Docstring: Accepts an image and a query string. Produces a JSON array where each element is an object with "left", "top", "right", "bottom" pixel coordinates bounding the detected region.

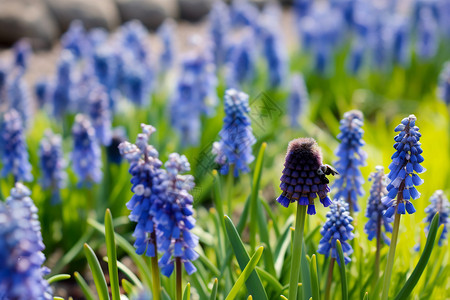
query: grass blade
[
  {"left": 105, "top": 209, "right": 121, "bottom": 300},
  {"left": 256, "top": 196, "right": 276, "bottom": 276},
  {"left": 103, "top": 257, "right": 143, "bottom": 289},
  {"left": 336, "top": 240, "right": 348, "bottom": 300},
  {"left": 394, "top": 213, "right": 440, "bottom": 300},
  {"left": 210, "top": 278, "right": 219, "bottom": 300},
  {"left": 183, "top": 283, "right": 191, "bottom": 300},
  {"left": 225, "top": 246, "right": 264, "bottom": 300},
  {"left": 300, "top": 240, "right": 312, "bottom": 299},
  {"left": 363, "top": 292, "right": 369, "bottom": 300},
  {"left": 122, "top": 279, "right": 134, "bottom": 295},
  {"left": 224, "top": 216, "right": 268, "bottom": 299},
  {"left": 84, "top": 243, "right": 110, "bottom": 300},
  {"left": 47, "top": 274, "right": 71, "bottom": 284},
  {"left": 74, "top": 271, "right": 95, "bottom": 300},
  {"left": 310, "top": 255, "right": 320, "bottom": 300},
  {"left": 255, "top": 266, "right": 284, "bottom": 292}
]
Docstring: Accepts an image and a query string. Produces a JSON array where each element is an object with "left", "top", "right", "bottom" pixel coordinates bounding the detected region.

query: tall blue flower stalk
[
  {"left": 88, "top": 87, "right": 112, "bottom": 146},
  {"left": 156, "top": 153, "right": 199, "bottom": 280},
  {"left": 71, "top": 114, "right": 102, "bottom": 185},
  {"left": 287, "top": 73, "right": 308, "bottom": 128},
  {"left": 225, "top": 30, "right": 257, "bottom": 88},
  {"left": 61, "top": 20, "right": 88, "bottom": 60},
  {"left": 92, "top": 45, "right": 120, "bottom": 110},
  {"left": 438, "top": 62, "right": 450, "bottom": 105},
  {"left": 381, "top": 114, "right": 425, "bottom": 300},
  {"left": 423, "top": 190, "right": 449, "bottom": 246},
  {"left": 276, "top": 137, "right": 337, "bottom": 300},
  {"left": 364, "top": 166, "right": 393, "bottom": 279},
  {"left": 416, "top": 8, "right": 439, "bottom": 60},
  {"left": 52, "top": 51, "right": 75, "bottom": 120},
  {"left": 0, "top": 183, "right": 52, "bottom": 300},
  {"left": 39, "top": 130, "right": 67, "bottom": 203},
  {"left": 13, "top": 39, "right": 31, "bottom": 70},
  {"left": 333, "top": 110, "right": 367, "bottom": 213},
  {"left": 6, "top": 70, "right": 31, "bottom": 127},
  {"left": 209, "top": 0, "right": 230, "bottom": 66},
  {"left": 157, "top": 19, "right": 175, "bottom": 73},
  {"left": 212, "top": 89, "right": 256, "bottom": 177},
  {"left": 0, "top": 109, "right": 32, "bottom": 182}
]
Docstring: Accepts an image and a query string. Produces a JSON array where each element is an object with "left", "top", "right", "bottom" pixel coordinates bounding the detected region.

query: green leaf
[
  {"left": 105, "top": 209, "right": 121, "bottom": 300},
  {"left": 122, "top": 279, "right": 134, "bottom": 296},
  {"left": 336, "top": 240, "right": 348, "bottom": 300},
  {"left": 256, "top": 197, "right": 276, "bottom": 276},
  {"left": 47, "top": 274, "right": 71, "bottom": 284},
  {"left": 274, "top": 216, "right": 294, "bottom": 278},
  {"left": 224, "top": 216, "right": 268, "bottom": 300},
  {"left": 210, "top": 278, "right": 219, "bottom": 300},
  {"left": 183, "top": 283, "right": 191, "bottom": 300},
  {"left": 394, "top": 213, "right": 440, "bottom": 300},
  {"left": 196, "top": 250, "right": 220, "bottom": 277},
  {"left": 84, "top": 243, "right": 110, "bottom": 300},
  {"left": 301, "top": 240, "right": 312, "bottom": 300},
  {"left": 74, "top": 271, "right": 95, "bottom": 300},
  {"left": 225, "top": 246, "right": 264, "bottom": 300},
  {"left": 309, "top": 255, "right": 320, "bottom": 300},
  {"left": 363, "top": 292, "right": 369, "bottom": 300},
  {"left": 53, "top": 297, "right": 64, "bottom": 300},
  {"left": 255, "top": 266, "right": 284, "bottom": 292},
  {"left": 104, "top": 257, "right": 143, "bottom": 289},
  {"left": 191, "top": 271, "right": 208, "bottom": 299}
]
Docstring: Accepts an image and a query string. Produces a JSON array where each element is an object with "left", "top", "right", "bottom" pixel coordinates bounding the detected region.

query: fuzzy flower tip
[
  {"left": 424, "top": 190, "right": 449, "bottom": 246},
  {"left": 383, "top": 115, "right": 425, "bottom": 218},
  {"left": 364, "top": 166, "right": 393, "bottom": 245},
  {"left": 212, "top": 89, "right": 256, "bottom": 177},
  {"left": 276, "top": 137, "right": 338, "bottom": 215},
  {"left": 156, "top": 153, "right": 199, "bottom": 277},
  {"left": 317, "top": 198, "right": 354, "bottom": 265},
  {"left": 71, "top": 114, "right": 102, "bottom": 185},
  {"left": 0, "top": 109, "right": 33, "bottom": 182},
  {"left": 438, "top": 62, "right": 450, "bottom": 106},
  {"left": 39, "top": 130, "right": 67, "bottom": 203},
  {"left": 333, "top": 110, "right": 367, "bottom": 212},
  {"left": 119, "top": 124, "right": 165, "bottom": 257},
  {"left": 0, "top": 183, "right": 52, "bottom": 300}
]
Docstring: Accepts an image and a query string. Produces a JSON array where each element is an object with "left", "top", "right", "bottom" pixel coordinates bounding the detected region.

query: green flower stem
[
  {"left": 150, "top": 232, "right": 161, "bottom": 300},
  {"left": 374, "top": 215, "right": 382, "bottom": 286},
  {"left": 176, "top": 257, "right": 182, "bottom": 300},
  {"left": 325, "top": 258, "right": 335, "bottom": 300},
  {"left": 288, "top": 203, "right": 307, "bottom": 300},
  {"left": 226, "top": 164, "right": 234, "bottom": 216},
  {"left": 381, "top": 207, "right": 401, "bottom": 300}
]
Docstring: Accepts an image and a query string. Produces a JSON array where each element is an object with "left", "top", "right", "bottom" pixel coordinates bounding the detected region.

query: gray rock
[
  {"left": 45, "top": 0, "right": 120, "bottom": 32},
  {"left": 178, "top": 0, "right": 213, "bottom": 22},
  {"left": 116, "top": 0, "right": 178, "bottom": 30},
  {"left": 0, "top": 0, "right": 59, "bottom": 49}
]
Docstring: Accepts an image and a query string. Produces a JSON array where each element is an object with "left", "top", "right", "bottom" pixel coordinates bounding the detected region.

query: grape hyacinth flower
[
  {"left": 92, "top": 45, "right": 120, "bottom": 109},
  {"left": 71, "top": 114, "right": 102, "bottom": 185},
  {"left": 277, "top": 137, "right": 337, "bottom": 215},
  {"left": 365, "top": 166, "right": 393, "bottom": 244},
  {"left": 438, "top": 62, "right": 450, "bottom": 105},
  {"left": 225, "top": 30, "right": 257, "bottom": 88},
  {"left": 287, "top": 73, "right": 308, "bottom": 128},
  {"left": 0, "top": 183, "right": 52, "bottom": 300},
  {"left": 0, "top": 109, "right": 32, "bottom": 182},
  {"left": 106, "top": 127, "right": 127, "bottom": 164},
  {"left": 61, "top": 20, "right": 88, "bottom": 60},
  {"left": 383, "top": 115, "right": 425, "bottom": 217},
  {"left": 318, "top": 198, "right": 354, "bottom": 264},
  {"left": 35, "top": 79, "right": 50, "bottom": 109},
  {"left": 209, "top": 0, "right": 230, "bottom": 66},
  {"left": 39, "top": 130, "right": 67, "bottom": 203},
  {"left": 13, "top": 39, "right": 31, "bottom": 70},
  {"left": 381, "top": 114, "right": 425, "bottom": 300},
  {"left": 423, "top": 190, "right": 449, "bottom": 246},
  {"left": 6, "top": 70, "right": 31, "bottom": 126},
  {"left": 333, "top": 110, "right": 367, "bottom": 213},
  {"left": 88, "top": 87, "right": 112, "bottom": 146},
  {"left": 156, "top": 153, "right": 199, "bottom": 277},
  {"left": 416, "top": 8, "right": 439, "bottom": 60},
  {"left": 52, "top": 51, "right": 75, "bottom": 120},
  {"left": 212, "top": 89, "right": 256, "bottom": 177},
  {"left": 157, "top": 19, "right": 175, "bottom": 73}
]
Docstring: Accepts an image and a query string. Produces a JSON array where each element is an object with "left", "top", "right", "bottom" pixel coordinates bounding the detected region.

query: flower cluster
[
  {"left": 423, "top": 190, "right": 449, "bottom": 246},
  {"left": 212, "top": 89, "right": 256, "bottom": 177},
  {"left": 333, "top": 110, "right": 367, "bottom": 212},
  {"left": 157, "top": 19, "right": 175, "bottom": 73},
  {"left": 225, "top": 29, "right": 256, "bottom": 88},
  {"left": 52, "top": 51, "right": 75, "bottom": 119},
  {"left": 317, "top": 198, "right": 354, "bottom": 265},
  {"left": 277, "top": 138, "right": 336, "bottom": 215},
  {"left": 209, "top": 0, "right": 230, "bottom": 66},
  {"left": 0, "top": 109, "right": 32, "bottom": 182},
  {"left": 71, "top": 114, "right": 102, "bottom": 184},
  {"left": 287, "top": 73, "right": 308, "bottom": 128},
  {"left": 88, "top": 87, "right": 112, "bottom": 146},
  {"left": 383, "top": 115, "right": 425, "bottom": 217},
  {"left": 39, "top": 130, "right": 67, "bottom": 203},
  {"left": 0, "top": 183, "right": 52, "bottom": 300},
  {"left": 364, "top": 166, "right": 393, "bottom": 245},
  {"left": 438, "top": 62, "right": 450, "bottom": 105},
  {"left": 6, "top": 70, "right": 31, "bottom": 126},
  {"left": 156, "top": 153, "right": 199, "bottom": 277}
]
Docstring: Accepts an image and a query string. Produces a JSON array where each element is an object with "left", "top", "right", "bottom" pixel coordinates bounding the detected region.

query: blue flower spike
[{"left": 423, "top": 190, "right": 449, "bottom": 246}]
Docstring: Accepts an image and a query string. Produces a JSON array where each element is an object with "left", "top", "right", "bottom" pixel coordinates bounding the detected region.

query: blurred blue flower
[
  {"left": 317, "top": 198, "right": 354, "bottom": 265},
  {"left": 0, "top": 109, "right": 32, "bottom": 182},
  {"left": 13, "top": 39, "right": 31, "bottom": 70},
  {"left": 293, "top": 0, "right": 312, "bottom": 19},
  {"left": 157, "top": 19, "right": 176, "bottom": 73},
  {"left": 212, "top": 89, "right": 256, "bottom": 177},
  {"left": 106, "top": 127, "right": 127, "bottom": 164},
  {"left": 333, "top": 110, "right": 367, "bottom": 212},
  {"left": 347, "top": 39, "right": 365, "bottom": 74},
  {"left": 121, "top": 54, "right": 153, "bottom": 107},
  {"left": 0, "top": 183, "right": 52, "bottom": 300},
  {"left": 6, "top": 70, "right": 31, "bottom": 126},
  {"left": 364, "top": 166, "right": 393, "bottom": 245},
  {"left": 226, "top": 30, "right": 257, "bottom": 88},
  {"left": 71, "top": 114, "right": 102, "bottom": 185},
  {"left": 35, "top": 79, "right": 50, "bottom": 109},
  {"left": 209, "top": 0, "right": 230, "bottom": 66},
  {"left": 88, "top": 87, "right": 112, "bottom": 146},
  {"left": 277, "top": 138, "right": 336, "bottom": 215},
  {"left": 92, "top": 45, "right": 120, "bottom": 109},
  {"left": 287, "top": 73, "right": 308, "bottom": 128},
  {"left": 423, "top": 190, "right": 449, "bottom": 246},
  {"left": 39, "top": 130, "right": 67, "bottom": 203},
  {"left": 416, "top": 8, "right": 439, "bottom": 60},
  {"left": 331, "top": 0, "right": 355, "bottom": 26},
  {"left": 61, "top": 20, "right": 88, "bottom": 60},
  {"left": 119, "top": 124, "right": 166, "bottom": 257},
  {"left": 383, "top": 115, "right": 425, "bottom": 218},
  {"left": 52, "top": 51, "right": 75, "bottom": 119},
  {"left": 118, "top": 20, "right": 149, "bottom": 61},
  {"left": 438, "top": 62, "right": 450, "bottom": 105},
  {"left": 391, "top": 15, "right": 410, "bottom": 66},
  {"left": 155, "top": 153, "right": 199, "bottom": 277},
  {"left": 230, "top": 0, "right": 259, "bottom": 29}
]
